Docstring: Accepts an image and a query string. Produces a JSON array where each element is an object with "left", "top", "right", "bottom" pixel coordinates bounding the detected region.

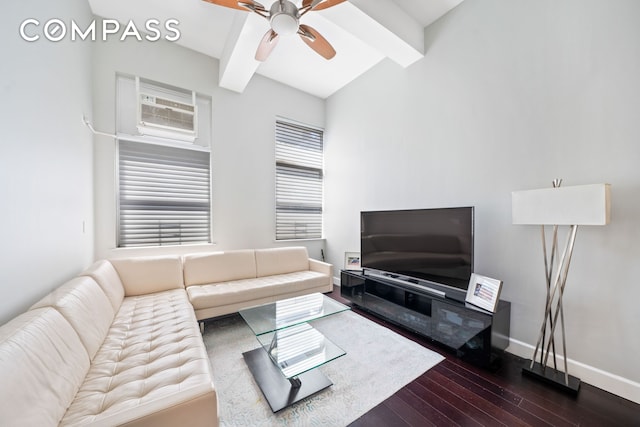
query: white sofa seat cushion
[
  {"left": 60, "top": 289, "right": 216, "bottom": 426},
  {"left": 187, "top": 270, "right": 329, "bottom": 310},
  {"left": 183, "top": 250, "right": 257, "bottom": 286},
  {"left": 0, "top": 307, "right": 90, "bottom": 427}
]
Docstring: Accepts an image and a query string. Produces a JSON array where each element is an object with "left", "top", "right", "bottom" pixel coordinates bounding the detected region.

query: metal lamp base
[{"left": 522, "top": 360, "right": 580, "bottom": 395}]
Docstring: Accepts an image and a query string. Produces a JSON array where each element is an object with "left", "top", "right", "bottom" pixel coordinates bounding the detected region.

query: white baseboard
[
  {"left": 333, "top": 274, "right": 638, "bottom": 404},
  {"left": 507, "top": 338, "right": 640, "bottom": 404}
]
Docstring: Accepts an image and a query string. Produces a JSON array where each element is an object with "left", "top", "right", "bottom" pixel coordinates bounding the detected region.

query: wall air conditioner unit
[{"left": 137, "top": 90, "right": 198, "bottom": 143}]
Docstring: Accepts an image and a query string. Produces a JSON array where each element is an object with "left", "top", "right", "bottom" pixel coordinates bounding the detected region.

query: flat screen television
[{"left": 361, "top": 207, "right": 474, "bottom": 293}]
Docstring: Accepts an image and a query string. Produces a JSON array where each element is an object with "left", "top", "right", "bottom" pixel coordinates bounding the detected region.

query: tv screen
[{"left": 361, "top": 207, "right": 474, "bottom": 290}]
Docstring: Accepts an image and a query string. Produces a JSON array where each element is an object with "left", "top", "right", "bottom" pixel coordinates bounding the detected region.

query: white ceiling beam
[
  {"left": 320, "top": 0, "right": 424, "bottom": 68},
  {"left": 218, "top": 12, "right": 267, "bottom": 93}
]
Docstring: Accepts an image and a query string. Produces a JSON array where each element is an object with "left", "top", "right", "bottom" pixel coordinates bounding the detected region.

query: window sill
[
  {"left": 274, "top": 238, "right": 326, "bottom": 243},
  {"left": 106, "top": 242, "right": 217, "bottom": 258}
]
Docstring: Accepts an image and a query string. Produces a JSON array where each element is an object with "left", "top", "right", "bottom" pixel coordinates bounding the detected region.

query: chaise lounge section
[{"left": 0, "top": 255, "right": 218, "bottom": 427}]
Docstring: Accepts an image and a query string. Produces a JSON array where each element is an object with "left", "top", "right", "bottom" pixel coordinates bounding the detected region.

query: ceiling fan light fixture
[
  {"left": 271, "top": 13, "right": 298, "bottom": 35},
  {"left": 269, "top": 0, "right": 299, "bottom": 36}
]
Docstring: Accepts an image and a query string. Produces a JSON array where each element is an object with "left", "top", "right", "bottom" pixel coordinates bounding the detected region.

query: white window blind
[
  {"left": 118, "top": 140, "right": 211, "bottom": 247},
  {"left": 275, "top": 120, "right": 324, "bottom": 240}
]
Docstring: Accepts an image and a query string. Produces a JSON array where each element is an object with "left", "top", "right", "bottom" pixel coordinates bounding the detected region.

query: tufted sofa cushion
[
  {"left": 59, "top": 289, "right": 216, "bottom": 426},
  {"left": 183, "top": 250, "right": 257, "bottom": 287},
  {"left": 0, "top": 307, "right": 90, "bottom": 426},
  {"left": 30, "top": 276, "right": 115, "bottom": 360},
  {"left": 110, "top": 256, "right": 184, "bottom": 296},
  {"left": 255, "top": 247, "right": 310, "bottom": 277}
]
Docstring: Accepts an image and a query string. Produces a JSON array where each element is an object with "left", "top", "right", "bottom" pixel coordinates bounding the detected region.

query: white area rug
[{"left": 202, "top": 310, "right": 444, "bottom": 426}]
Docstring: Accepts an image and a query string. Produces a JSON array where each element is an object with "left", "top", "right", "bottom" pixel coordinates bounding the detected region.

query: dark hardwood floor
[{"left": 327, "top": 286, "right": 640, "bottom": 427}]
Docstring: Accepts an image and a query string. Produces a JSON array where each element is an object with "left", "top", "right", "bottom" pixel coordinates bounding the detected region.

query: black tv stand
[{"left": 341, "top": 270, "right": 511, "bottom": 368}]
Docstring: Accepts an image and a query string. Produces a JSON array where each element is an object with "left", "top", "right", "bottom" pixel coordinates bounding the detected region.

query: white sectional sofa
[{"left": 0, "top": 246, "right": 332, "bottom": 426}]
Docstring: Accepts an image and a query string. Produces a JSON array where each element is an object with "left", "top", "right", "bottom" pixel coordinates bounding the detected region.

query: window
[
  {"left": 115, "top": 76, "right": 212, "bottom": 248},
  {"left": 275, "top": 119, "right": 324, "bottom": 240},
  {"left": 117, "top": 140, "right": 211, "bottom": 247}
]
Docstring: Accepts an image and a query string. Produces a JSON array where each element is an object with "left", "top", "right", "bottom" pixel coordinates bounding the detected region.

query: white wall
[
  {"left": 92, "top": 25, "right": 326, "bottom": 260},
  {"left": 325, "top": 0, "right": 640, "bottom": 400},
  {"left": 0, "top": 2, "right": 94, "bottom": 325}
]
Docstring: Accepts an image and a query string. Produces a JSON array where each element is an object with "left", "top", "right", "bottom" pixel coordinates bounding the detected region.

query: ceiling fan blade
[
  {"left": 301, "top": 0, "right": 346, "bottom": 12},
  {"left": 255, "top": 30, "right": 280, "bottom": 62},
  {"left": 201, "top": 0, "right": 265, "bottom": 12},
  {"left": 298, "top": 24, "right": 336, "bottom": 60}
]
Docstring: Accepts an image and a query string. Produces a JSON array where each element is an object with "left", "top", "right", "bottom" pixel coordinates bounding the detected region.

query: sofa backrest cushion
[
  {"left": 110, "top": 255, "right": 184, "bottom": 296},
  {"left": 81, "top": 259, "right": 125, "bottom": 312},
  {"left": 30, "top": 276, "right": 115, "bottom": 360},
  {"left": 183, "top": 250, "right": 257, "bottom": 286},
  {"left": 0, "top": 307, "right": 90, "bottom": 426},
  {"left": 255, "top": 247, "right": 310, "bottom": 277}
]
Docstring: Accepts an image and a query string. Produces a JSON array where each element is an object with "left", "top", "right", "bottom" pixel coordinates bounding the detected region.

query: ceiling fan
[{"left": 203, "top": 0, "right": 346, "bottom": 61}]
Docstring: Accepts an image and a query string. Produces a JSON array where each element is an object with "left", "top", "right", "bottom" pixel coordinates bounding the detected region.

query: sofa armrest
[{"left": 309, "top": 259, "right": 333, "bottom": 286}]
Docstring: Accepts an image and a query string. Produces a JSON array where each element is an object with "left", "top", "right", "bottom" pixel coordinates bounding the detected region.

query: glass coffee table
[{"left": 239, "top": 293, "right": 350, "bottom": 412}]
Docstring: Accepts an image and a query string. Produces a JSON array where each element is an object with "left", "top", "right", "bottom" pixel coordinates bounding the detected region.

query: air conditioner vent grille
[
  {"left": 152, "top": 97, "right": 195, "bottom": 113},
  {"left": 141, "top": 104, "right": 194, "bottom": 131}
]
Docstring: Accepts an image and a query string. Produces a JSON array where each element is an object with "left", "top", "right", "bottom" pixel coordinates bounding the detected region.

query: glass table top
[
  {"left": 256, "top": 323, "right": 346, "bottom": 379},
  {"left": 239, "top": 293, "right": 350, "bottom": 337},
  {"left": 239, "top": 293, "right": 350, "bottom": 379}
]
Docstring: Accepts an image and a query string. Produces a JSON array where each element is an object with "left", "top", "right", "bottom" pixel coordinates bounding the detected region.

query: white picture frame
[
  {"left": 344, "top": 252, "right": 361, "bottom": 270},
  {"left": 465, "top": 273, "right": 503, "bottom": 312}
]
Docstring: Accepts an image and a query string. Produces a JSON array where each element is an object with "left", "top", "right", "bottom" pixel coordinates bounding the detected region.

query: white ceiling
[{"left": 88, "top": 0, "right": 463, "bottom": 98}]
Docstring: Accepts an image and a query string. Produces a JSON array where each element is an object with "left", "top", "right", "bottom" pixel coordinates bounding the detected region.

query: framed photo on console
[
  {"left": 466, "top": 273, "right": 503, "bottom": 312},
  {"left": 344, "top": 252, "right": 361, "bottom": 270}
]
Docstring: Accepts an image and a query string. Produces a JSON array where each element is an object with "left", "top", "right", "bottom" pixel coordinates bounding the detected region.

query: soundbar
[{"left": 365, "top": 271, "right": 446, "bottom": 298}]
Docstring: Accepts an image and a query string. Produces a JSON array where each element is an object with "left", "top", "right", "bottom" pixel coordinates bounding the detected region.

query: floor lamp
[{"left": 512, "top": 182, "right": 611, "bottom": 393}]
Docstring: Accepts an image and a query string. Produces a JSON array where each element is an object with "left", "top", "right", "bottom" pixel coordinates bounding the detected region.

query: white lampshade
[{"left": 512, "top": 183, "right": 611, "bottom": 226}]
